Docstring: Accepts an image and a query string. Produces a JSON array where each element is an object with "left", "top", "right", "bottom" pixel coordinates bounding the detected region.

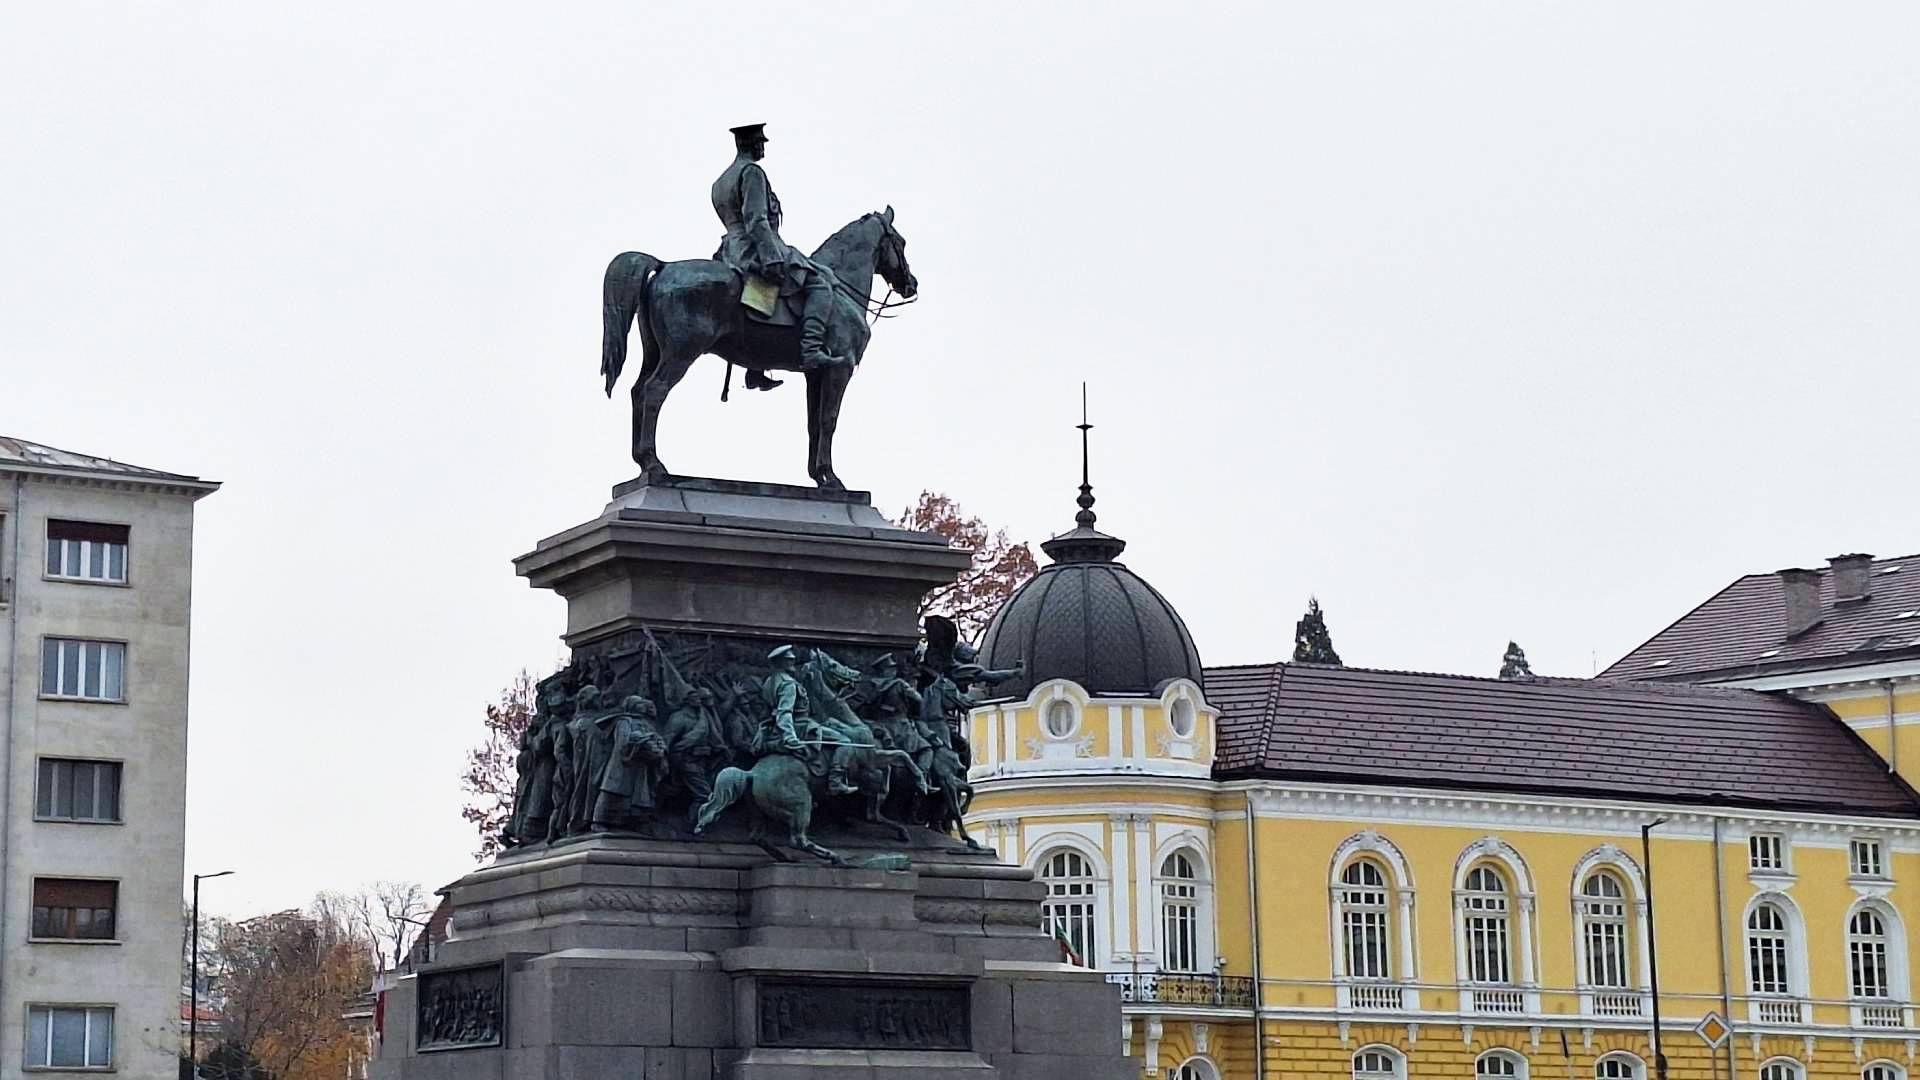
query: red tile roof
[
  {"left": 1206, "top": 662, "right": 1920, "bottom": 817},
  {"left": 1603, "top": 554, "right": 1920, "bottom": 682}
]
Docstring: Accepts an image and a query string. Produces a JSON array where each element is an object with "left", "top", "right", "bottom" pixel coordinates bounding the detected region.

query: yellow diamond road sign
[{"left": 1695, "top": 1011, "right": 1730, "bottom": 1048}]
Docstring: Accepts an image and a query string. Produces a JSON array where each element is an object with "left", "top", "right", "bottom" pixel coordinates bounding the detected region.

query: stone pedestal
[{"left": 371, "top": 837, "right": 1132, "bottom": 1079}]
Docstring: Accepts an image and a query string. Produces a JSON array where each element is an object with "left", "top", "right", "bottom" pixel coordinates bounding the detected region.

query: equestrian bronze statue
[{"left": 601, "top": 123, "right": 918, "bottom": 490}]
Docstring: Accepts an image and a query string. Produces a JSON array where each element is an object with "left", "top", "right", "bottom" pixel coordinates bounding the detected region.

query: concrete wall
[{"left": 0, "top": 467, "right": 211, "bottom": 1079}]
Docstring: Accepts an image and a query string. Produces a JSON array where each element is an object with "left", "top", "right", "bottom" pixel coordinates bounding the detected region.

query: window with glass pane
[
  {"left": 1462, "top": 865, "right": 1512, "bottom": 984},
  {"left": 45, "top": 521, "right": 129, "bottom": 583},
  {"left": 1597, "top": 1056, "right": 1640, "bottom": 1080},
  {"left": 1160, "top": 852, "right": 1201, "bottom": 972},
  {"left": 1354, "top": 1049, "right": 1400, "bottom": 1080},
  {"left": 26, "top": 1005, "right": 113, "bottom": 1069},
  {"left": 35, "top": 759, "right": 122, "bottom": 823},
  {"left": 31, "top": 878, "right": 117, "bottom": 941},
  {"left": 1580, "top": 871, "right": 1632, "bottom": 989},
  {"left": 39, "top": 638, "right": 125, "bottom": 701},
  {"left": 1749, "top": 834, "right": 1785, "bottom": 872},
  {"left": 1864, "top": 1064, "right": 1903, "bottom": 1080},
  {"left": 1852, "top": 839, "right": 1886, "bottom": 878},
  {"left": 1478, "top": 1052, "right": 1524, "bottom": 1078},
  {"left": 1761, "top": 1061, "right": 1803, "bottom": 1080},
  {"left": 1341, "top": 860, "right": 1392, "bottom": 980},
  {"left": 1039, "top": 849, "right": 1098, "bottom": 967},
  {"left": 1850, "top": 909, "right": 1891, "bottom": 999},
  {"left": 1748, "top": 904, "right": 1791, "bottom": 994}
]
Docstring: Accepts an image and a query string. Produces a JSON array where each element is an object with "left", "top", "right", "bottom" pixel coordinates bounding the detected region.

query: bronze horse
[{"left": 600, "top": 209, "right": 916, "bottom": 490}]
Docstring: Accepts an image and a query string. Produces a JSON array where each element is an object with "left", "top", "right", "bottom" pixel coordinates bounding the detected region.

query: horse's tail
[
  {"left": 601, "top": 251, "right": 661, "bottom": 396},
  {"left": 693, "top": 766, "right": 752, "bottom": 833}
]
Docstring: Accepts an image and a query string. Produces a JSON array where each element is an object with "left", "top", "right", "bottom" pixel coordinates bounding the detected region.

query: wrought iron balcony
[{"left": 1107, "top": 972, "right": 1256, "bottom": 1009}]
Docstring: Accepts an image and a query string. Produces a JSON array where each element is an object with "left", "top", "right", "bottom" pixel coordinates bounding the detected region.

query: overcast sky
[{"left": 6, "top": 3, "right": 1918, "bottom": 917}]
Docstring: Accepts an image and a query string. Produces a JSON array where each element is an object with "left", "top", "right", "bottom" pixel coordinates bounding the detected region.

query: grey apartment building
[{"left": 0, "top": 438, "right": 217, "bottom": 1078}]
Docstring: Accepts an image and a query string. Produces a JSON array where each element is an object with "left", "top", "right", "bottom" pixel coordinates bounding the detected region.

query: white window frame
[
  {"left": 1759, "top": 1057, "right": 1805, "bottom": 1080},
  {"left": 1845, "top": 901, "right": 1912, "bottom": 1027},
  {"left": 1331, "top": 831, "right": 1418, "bottom": 1011},
  {"left": 43, "top": 522, "right": 129, "bottom": 585},
  {"left": 1157, "top": 849, "right": 1203, "bottom": 973},
  {"left": 1749, "top": 833, "right": 1789, "bottom": 875},
  {"left": 1863, "top": 1061, "right": 1906, "bottom": 1080},
  {"left": 1353, "top": 1045, "right": 1404, "bottom": 1080},
  {"left": 1597, "top": 1052, "right": 1645, "bottom": 1080},
  {"left": 1042, "top": 697, "right": 1079, "bottom": 740},
  {"left": 1570, "top": 847, "right": 1653, "bottom": 1019},
  {"left": 33, "top": 758, "right": 124, "bottom": 825},
  {"left": 1743, "top": 894, "right": 1809, "bottom": 1023},
  {"left": 1340, "top": 859, "right": 1394, "bottom": 981},
  {"left": 1032, "top": 842, "right": 1108, "bottom": 969},
  {"left": 1454, "top": 838, "right": 1539, "bottom": 1014},
  {"left": 1851, "top": 837, "right": 1889, "bottom": 880},
  {"left": 1478, "top": 1049, "right": 1529, "bottom": 1080},
  {"left": 1150, "top": 836, "right": 1214, "bottom": 976},
  {"left": 38, "top": 638, "right": 127, "bottom": 703},
  {"left": 24, "top": 1003, "right": 114, "bottom": 1070},
  {"left": 1172, "top": 1057, "right": 1222, "bottom": 1080}
]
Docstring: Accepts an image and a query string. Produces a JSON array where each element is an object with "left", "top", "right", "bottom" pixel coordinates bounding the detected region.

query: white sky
[{"left": 5, "top": 2, "right": 1917, "bottom": 917}]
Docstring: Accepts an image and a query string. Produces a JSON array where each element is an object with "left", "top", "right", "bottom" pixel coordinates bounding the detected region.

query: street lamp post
[
  {"left": 1641, "top": 821, "right": 1668, "bottom": 1080},
  {"left": 190, "top": 870, "right": 235, "bottom": 1074}
]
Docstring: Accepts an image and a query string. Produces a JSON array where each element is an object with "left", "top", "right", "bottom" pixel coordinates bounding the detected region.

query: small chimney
[
  {"left": 1830, "top": 553, "right": 1874, "bottom": 604},
  {"left": 1777, "top": 568, "right": 1824, "bottom": 638}
]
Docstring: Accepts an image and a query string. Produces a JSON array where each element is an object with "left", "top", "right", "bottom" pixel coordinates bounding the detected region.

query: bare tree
[
  {"left": 325, "top": 881, "right": 433, "bottom": 971},
  {"left": 459, "top": 670, "right": 541, "bottom": 861}
]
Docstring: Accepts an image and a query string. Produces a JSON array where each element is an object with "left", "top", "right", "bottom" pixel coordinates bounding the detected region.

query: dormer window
[
  {"left": 1170, "top": 697, "right": 1196, "bottom": 739},
  {"left": 1044, "top": 699, "right": 1077, "bottom": 739}
]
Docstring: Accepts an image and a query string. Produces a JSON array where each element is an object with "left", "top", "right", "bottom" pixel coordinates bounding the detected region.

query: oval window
[
  {"left": 1170, "top": 698, "right": 1196, "bottom": 738},
  {"left": 1045, "top": 699, "right": 1077, "bottom": 738}
]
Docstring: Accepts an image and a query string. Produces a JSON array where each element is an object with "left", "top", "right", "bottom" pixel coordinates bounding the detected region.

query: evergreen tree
[
  {"left": 1292, "top": 597, "right": 1342, "bottom": 665},
  {"left": 1499, "top": 641, "right": 1533, "bottom": 680}
]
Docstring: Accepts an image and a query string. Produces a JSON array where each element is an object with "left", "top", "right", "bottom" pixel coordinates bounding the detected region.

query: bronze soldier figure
[
  {"left": 593, "top": 696, "right": 667, "bottom": 831},
  {"left": 660, "top": 686, "right": 728, "bottom": 813},
  {"left": 756, "top": 645, "right": 860, "bottom": 795}
]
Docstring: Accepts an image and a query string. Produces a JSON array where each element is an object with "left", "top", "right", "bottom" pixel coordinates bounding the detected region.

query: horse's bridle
[{"left": 834, "top": 213, "right": 918, "bottom": 324}]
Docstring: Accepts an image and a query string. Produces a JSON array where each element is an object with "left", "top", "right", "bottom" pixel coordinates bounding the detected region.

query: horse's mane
[{"left": 810, "top": 212, "right": 880, "bottom": 264}]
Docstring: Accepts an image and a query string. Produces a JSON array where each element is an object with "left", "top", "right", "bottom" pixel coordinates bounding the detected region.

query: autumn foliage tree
[
  {"left": 209, "top": 900, "right": 375, "bottom": 1080},
  {"left": 899, "top": 491, "right": 1038, "bottom": 642},
  {"left": 459, "top": 670, "right": 541, "bottom": 861}
]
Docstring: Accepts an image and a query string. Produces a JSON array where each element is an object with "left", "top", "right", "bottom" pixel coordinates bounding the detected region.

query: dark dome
[{"left": 976, "top": 453, "right": 1202, "bottom": 698}]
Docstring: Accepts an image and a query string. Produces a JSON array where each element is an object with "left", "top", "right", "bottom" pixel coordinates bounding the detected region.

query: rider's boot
[
  {"left": 744, "top": 369, "right": 783, "bottom": 391},
  {"left": 826, "top": 750, "right": 860, "bottom": 796},
  {"left": 799, "top": 285, "right": 853, "bottom": 372}
]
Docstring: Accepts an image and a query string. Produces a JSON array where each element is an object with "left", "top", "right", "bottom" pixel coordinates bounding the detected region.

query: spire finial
[
  {"left": 1075, "top": 382, "right": 1096, "bottom": 527},
  {"left": 1040, "top": 382, "right": 1128, "bottom": 565}
]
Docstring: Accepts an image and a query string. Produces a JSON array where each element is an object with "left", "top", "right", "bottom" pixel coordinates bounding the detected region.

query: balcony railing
[
  {"left": 1753, "top": 998, "right": 1806, "bottom": 1025},
  {"left": 1591, "top": 992, "right": 1646, "bottom": 1018},
  {"left": 1107, "top": 972, "right": 1256, "bottom": 1009},
  {"left": 1470, "top": 988, "right": 1527, "bottom": 1015},
  {"left": 1348, "top": 983, "right": 1406, "bottom": 1011},
  {"left": 1859, "top": 1004, "right": 1904, "bottom": 1029}
]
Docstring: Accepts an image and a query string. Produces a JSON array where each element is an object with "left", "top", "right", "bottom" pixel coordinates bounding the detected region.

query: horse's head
[{"left": 874, "top": 206, "right": 916, "bottom": 299}]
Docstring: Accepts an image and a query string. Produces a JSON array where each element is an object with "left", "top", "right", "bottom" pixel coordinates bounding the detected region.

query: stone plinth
[
  {"left": 514, "top": 476, "right": 973, "bottom": 649},
  {"left": 371, "top": 837, "right": 1132, "bottom": 1080}
]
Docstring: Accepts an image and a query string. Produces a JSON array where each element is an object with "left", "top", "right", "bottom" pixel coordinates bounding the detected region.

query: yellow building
[{"left": 964, "top": 500, "right": 1920, "bottom": 1080}]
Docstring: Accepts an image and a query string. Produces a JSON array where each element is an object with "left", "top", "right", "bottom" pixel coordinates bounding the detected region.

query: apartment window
[
  {"left": 1039, "top": 849, "right": 1099, "bottom": 967},
  {"left": 31, "top": 878, "right": 117, "bottom": 941},
  {"left": 1597, "top": 1055, "right": 1642, "bottom": 1080},
  {"left": 1761, "top": 1060, "right": 1805, "bottom": 1080},
  {"left": 1750, "top": 834, "right": 1786, "bottom": 872},
  {"left": 1462, "top": 865, "right": 1513, "bottom": 984},
  {"left": 1852, "top": 839, "right": 1887, "bottom": 878},
  {"left": 1748, "top": 903, "right": 1792, "bottom": 995},
  {"left": 1354, "top": 1047, "right": 1402, "bottom": 1080},
  {"left": 1479, "top": 1051, "right": 1526, "bottom": 1078},
  {"left": 1340, "top": 859, "right": 1393, "bottom": 980},
  {"left": 35, "top": 759, "right": 122, "bottom": 823},
  {"left": 39, "top": 638, "right": 125, "bottom": 701},
  {"left": 1850, "top": 908, "right": 1892, "bottom": 999},
  {"left": 45, "top": 521, "right": 128, "bottom": 584},
  {"left": 1160, "top": 851, "right": 1201, "bottom": 972},
  {"left": 26, "top": 1005, "right": 113, "bottom": 1070},
  {"left": 1864, "top": 1064, "right": 1904, "bottom": 1080},
  {"left": 1579, "top": 871, "right": 1632, "bottom": 989}
]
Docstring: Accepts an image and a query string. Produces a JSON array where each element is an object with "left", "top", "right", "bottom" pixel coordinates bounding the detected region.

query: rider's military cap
[
  {"left": 870, "top": 652, "right": 898, "bottom": 671},
  {"left": 767, "top": 644, "right": 797, "bottom": 662},
  {"left": 730, "top": 123, "right": 768, "bottom": 142}
]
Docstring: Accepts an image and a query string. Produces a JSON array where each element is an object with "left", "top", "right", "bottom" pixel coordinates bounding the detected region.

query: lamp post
[
  {"left": 1641, "top": 821, "right": 1668, "bottom": 1080},
  {"left": 189, "top": 870, "right": 235, "bottom": 1074}
]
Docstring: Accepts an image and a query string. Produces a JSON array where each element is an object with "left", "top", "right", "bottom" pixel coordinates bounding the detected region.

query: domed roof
[{"left": 976, "top": 415, "right": 1203, "bottom": 699}]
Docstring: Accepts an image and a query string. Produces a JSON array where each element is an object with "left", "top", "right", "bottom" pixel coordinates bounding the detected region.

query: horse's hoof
[{"left": 814, "top": 475, "right": 846, "bottom": 493}]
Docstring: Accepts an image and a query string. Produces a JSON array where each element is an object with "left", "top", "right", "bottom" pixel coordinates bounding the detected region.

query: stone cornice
[{"left": 5, "top": 462, "right": 219, "bottom": 500}]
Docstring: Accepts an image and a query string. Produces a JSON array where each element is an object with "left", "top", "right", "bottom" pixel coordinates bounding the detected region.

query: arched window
[
  {"left": 1038, "top": 848, "right": 1099, "bottom": 967},
  {"left": 1354, "top": 1046, "right": 1403, "bottom": 1080},
  {"left": 1463, "top": 865, "right": 1513, "bottom": 984},
  {"left": 1043, "top": 699, "right": 1077, "bottom": 738},
  {"left": 1760, "top": 1059, "right": 1804, "bottom": 1080},
  {"left": 1748, "top": 902, "right": 1792, "bottom": 995},
  {"left": 1169, "top": 697, "right": 1196, "bottom": 739},
  {"left": 1172, "top": 1059, "right": 1221, "bottom": 1080},
  {"left": 1597, "top": 1053, "right": 1643, "bottom": 1080},
  {"left": 1478, "top": 1050, "right": 1528, "bottom": 1078},
  {"left": 1864, "top": 1063, "right": 1905, "bottom": 1080},
  {"left": 1160, "top": 852, "right": 1201, "bottom": 972},
  {"left": 1850, "top": 908, "right": 1892, "bottom": 999},
  {"left": 1579, "top": 871, "right": 1632, "bottom": 989},
  {"left": 1341, "top": 859, "right": 1392, "bottom": 980}
]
